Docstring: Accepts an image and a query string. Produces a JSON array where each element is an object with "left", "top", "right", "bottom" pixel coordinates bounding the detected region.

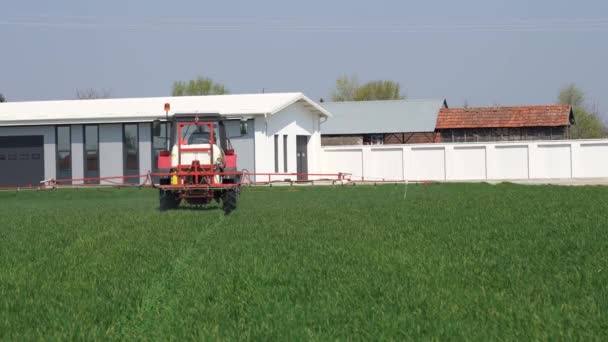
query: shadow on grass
[{"left": 158, "top": 204, "right": 223, "bottom": 212}]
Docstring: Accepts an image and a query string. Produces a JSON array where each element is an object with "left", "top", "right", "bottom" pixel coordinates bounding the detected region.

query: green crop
[{"left": 1, "top": 183, "right": 607, "bottom": 340}]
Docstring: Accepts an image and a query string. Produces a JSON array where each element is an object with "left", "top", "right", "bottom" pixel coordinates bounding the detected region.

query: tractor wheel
[
  {"left": 159, "top": 189, "right": 180, "bottom": 211},
  {"left": 222, "top": 189, "right": 238, "bottom": 215}
]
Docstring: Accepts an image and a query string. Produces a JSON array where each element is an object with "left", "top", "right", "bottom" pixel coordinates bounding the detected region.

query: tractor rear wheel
[
  {"left": 159, "top": 189, "right": 180, "bottom": 211},
  {"left": 222, "top": 189, "right": 238, "bottom": 215}
]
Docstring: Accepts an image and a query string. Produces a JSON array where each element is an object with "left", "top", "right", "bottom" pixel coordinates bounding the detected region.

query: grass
[{"left": 0, "top": 183, "right": 607, "bottom": 340}]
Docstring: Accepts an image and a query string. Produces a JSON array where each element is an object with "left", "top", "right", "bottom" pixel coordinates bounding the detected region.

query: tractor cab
[{"left": 154, "top": 113, "right": 241, "bottom": 214}]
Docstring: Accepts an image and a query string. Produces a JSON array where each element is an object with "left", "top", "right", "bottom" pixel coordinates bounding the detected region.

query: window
[
  {"left": 453, "top": 129, "right": 465, "bottom": 143},
  {"left": 56, "top": 126, "right": 71, "bottom": 180},
  {"left": 31, "top": 153, "right": 41, "bottom": 160},
  {"left": 274, "top": 135, "right": 279, "bottom": 173},
  {"left": 283, "top": 135, "right": 288, "bottom": 172},
  {"left": 8, "top": 154, "right": 17, "bottom": 160},
  {"left": 123, "top": 124, "right": 139, "bottom": 184},
  {"left": 363, "top": 134, "right": 384, "bottom": 145},
  {"left": 19, "top": 153, "right": 29, "bottom": 160},
  {"left": 152, "top": 122, "right": 170, "bottom": 182},
  {"left": 0, "top": 154, "right": 5, "bottom": 160},
  {"left": 84, "top": 125, "right": 99, "bottom": 183},
  {"left": 180, "top": 123, "right": 217, "bottom": 144}
]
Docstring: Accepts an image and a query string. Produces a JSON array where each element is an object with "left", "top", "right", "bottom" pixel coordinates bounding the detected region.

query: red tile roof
[{"left": 436, "top": 105, "right": 573, "bottom": 129}]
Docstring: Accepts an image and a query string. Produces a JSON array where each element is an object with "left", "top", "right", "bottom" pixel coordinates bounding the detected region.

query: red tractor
[{"left": 155, "top": 113, "right": 243, "bottom": 214}]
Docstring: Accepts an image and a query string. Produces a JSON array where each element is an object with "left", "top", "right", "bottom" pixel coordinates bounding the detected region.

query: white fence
[{"left": 320, "top": 139, "right": 608, "bottom": 182}]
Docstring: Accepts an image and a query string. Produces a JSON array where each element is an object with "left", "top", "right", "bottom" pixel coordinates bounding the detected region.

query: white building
[{"left": 0, "top": 93, "right": 331, "bottom": 186}]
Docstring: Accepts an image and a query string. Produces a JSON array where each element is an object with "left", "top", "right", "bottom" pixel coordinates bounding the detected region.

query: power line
[{"left": 1, "top": 17, "right": 608, "bottom": 33}]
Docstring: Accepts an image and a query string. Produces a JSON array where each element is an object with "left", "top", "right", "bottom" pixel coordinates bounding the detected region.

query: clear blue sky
[{"left": 2, "top": 0, "right": 607, "bottom": 117}]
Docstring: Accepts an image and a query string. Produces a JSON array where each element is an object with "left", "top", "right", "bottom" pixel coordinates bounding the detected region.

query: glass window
[
  {"left": 153, "top": 122, "right": 170, "bottom": 150},
  {"left": 283, "top": 135, "right": 288, "bottom": 172},
  {"left": 56, "top": 126, "right": 72, "bottom": 181},
  {"left": 274, "top": 135, "right": 279, "bottom": 173},
  {"left": 123, "top": 124, "right": 139, "bottom": 184},
  {"left": 85, "top": 125, "right": 98, "bottom": 152},
  {"left": 364, "top": 134, "right": 384, "bottom": 145},
  {"left": 180, "top": 123, "right": 217, "bottom": 145},
  {"left": 152, "top": 122, "right": 171, "bottom": 183},
  {"left": 56, "top": 126, "right": 71, "bottom": 152},
  {"left": 84, "top": 125, "right": 99, "bottom": 183}
]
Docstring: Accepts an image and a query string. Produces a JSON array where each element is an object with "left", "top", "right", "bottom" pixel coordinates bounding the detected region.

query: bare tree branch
[{"left": 76, "top": 88, "right": 112, "bottom": 100}]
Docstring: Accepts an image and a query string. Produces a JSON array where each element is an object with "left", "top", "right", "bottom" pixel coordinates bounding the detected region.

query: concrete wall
[
  {"left": 321, "top": 139, "right": 608, "bottom": 182},
  {"left": 254, "top": 101, "right": 323, "bottom": 181},
  {"left": 0, "top": 125, "right": 56, "bottom": 180},
  {"left": 99, "top": 124, "right": 123, "bottom": 184},
  {"left": 139, "top": 123, "right": 152, "bottom": 184}
]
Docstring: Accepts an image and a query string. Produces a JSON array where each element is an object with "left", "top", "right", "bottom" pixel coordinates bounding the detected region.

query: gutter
[{"left": 0, "top": 116, "right": 167, "bottom": 127}]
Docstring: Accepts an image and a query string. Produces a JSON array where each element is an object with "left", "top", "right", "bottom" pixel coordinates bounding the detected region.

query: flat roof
[
  {"left": 321, "top": 99, "right": 447, "bottom": 135},
  {"left": 0, "top": 92, "right": 331, "bottom": 126}
]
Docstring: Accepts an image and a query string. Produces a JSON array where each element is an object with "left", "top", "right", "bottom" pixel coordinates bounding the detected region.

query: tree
[
  {"left": 331, "top": 75, "right": 360, "bottom": 102},
  {"left": 76, "top": 88, "right": 111, "bottom": 99},
  {"left": 331, "top": 75, "right": 405, "bottom": 102},
  {"left": 0, "top": 93, "right": 5, "bottom": 103},
  {"left": 558, "top": 83, "right": 584, "bottom": 108},
  {"left": 570, "top": 108, "right": 605, "bottom": 139},
  {"left": 557, "top": 84, "right": 605, "bottom": 139},
  {"left": 172, "top": 77, "right": 228, "bottom": 96},
  {"left": 355, "top": 81, "right": 404, "bottom": 101}
]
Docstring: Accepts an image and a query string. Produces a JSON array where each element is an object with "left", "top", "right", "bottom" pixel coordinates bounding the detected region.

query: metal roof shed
[{"left": 321, "top": 99, "right": 447, "bottom": 135}]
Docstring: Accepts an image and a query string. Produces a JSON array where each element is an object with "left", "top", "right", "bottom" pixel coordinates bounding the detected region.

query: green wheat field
[{"left": 1, "top": 183, "right": 607, "bottom": 340}]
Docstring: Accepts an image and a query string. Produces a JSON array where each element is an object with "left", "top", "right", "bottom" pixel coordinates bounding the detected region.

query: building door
[
  {"left": 0, "top": 136, "right": 45, "bottom": 187},
  {"left": 296, "top": 135, "right": 308, "bottom": 180}
]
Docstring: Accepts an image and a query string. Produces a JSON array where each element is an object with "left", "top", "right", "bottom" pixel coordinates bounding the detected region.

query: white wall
[
  {"left": 574, "top": 142, "right": 608, "bottom": 178},
  {"left": 253, "top": 101, "right": 323, "bottom": 181},
  {"left": 99, "top": 124, "right": 123, "bottom": 184},
  {"left": 138, "top": 123, "right": 152, "bottom": 184},
  {"left": 321, "top": 139, "right": 608, "bottom": 182}
]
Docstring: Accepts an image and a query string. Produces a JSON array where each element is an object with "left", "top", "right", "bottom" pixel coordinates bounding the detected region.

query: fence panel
[
  {"left": 489, "top": 145, "right": 529, "bottom": 180},
  {"left": 575, "top": 142, "right": 608, "bottom": 178},
  {"left": 447, "top": 146, "right": 486, "bottom": 181},
  {"left": 321, "top": 139, "right": 608, "bottom": 182},
  {"left": 410, "top": 147, "right": 445, "bottom": 181}
]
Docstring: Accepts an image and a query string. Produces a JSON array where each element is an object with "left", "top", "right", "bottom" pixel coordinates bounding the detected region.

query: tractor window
[
  {"left": 188, "top": 131, "right": 211, "bottom": 145},
  {"left": 181, "top": 123, "right": 218, "bottom": 145}
]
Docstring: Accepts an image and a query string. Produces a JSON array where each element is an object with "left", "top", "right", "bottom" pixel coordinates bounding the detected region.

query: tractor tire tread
[
  {"left": 159, "top": 189, "right": 180, "bottom": 211},
  {"left": 222, "top": 189, "right": 238, "bottom": 215}
]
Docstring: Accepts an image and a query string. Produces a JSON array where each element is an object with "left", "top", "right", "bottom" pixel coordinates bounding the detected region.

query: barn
[
  {"left": 0, "top": 93, "right": 331, "bottom": 187},
  {"left": 436, "top": 105, "right": 575, "bottom": 143}
]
